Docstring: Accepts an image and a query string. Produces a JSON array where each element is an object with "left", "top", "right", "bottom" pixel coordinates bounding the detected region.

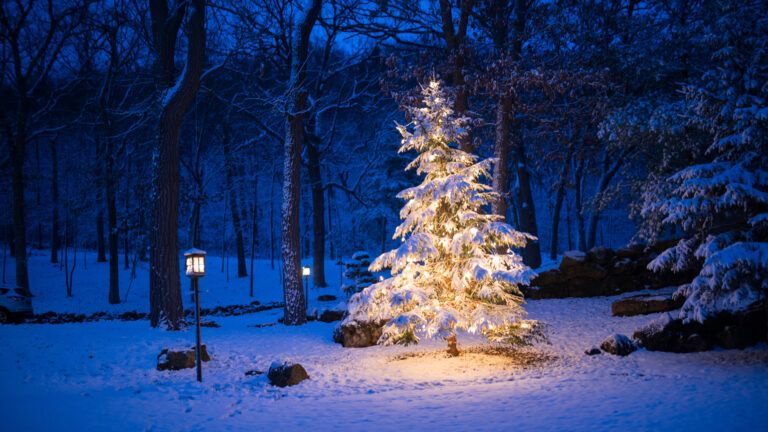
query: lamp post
[
  {"left": 184, "top": 248, "right": 206, "bottom": 383},
  {"left": 302, "top": 266, "right": 310, "bottom": 310}
]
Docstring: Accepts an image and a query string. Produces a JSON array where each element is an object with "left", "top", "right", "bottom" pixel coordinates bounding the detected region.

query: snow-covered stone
[
  {"left": 600, "top": 334, "right": 636, "bottom": 356},
  {"left": 267, "top": 362, "right": 309, "bottom": 387}
]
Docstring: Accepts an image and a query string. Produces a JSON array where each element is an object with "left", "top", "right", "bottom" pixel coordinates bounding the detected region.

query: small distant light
[{"left": 302, "top": 266, "right": 311, "bottom": 277}]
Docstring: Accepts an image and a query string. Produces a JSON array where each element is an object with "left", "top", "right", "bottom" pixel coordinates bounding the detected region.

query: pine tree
[
  {"left": 345, "top": 81, "right": 536, "bottom": 355},
  {"left": 641, "top": 1, "right": 768, "bottom": 325}
]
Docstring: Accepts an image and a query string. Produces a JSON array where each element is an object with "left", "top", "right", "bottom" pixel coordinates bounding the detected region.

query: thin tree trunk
[
  {"left": 307, "top": 143, "right": 327, "bottom": 287},
  {"left": 106, "top": 145, "right": 120, "bottom": 304},
  {"left": 549, "top": 143, "right": 575, "bottom": 260},
  {"left": 50, "top": 139, "right": 60, "bottom": 264},
  {"left": 281, "top": 0, "right": 322, "bottom": 325},
  {"left": 223, "top": 128, "right": 248, "bottom": 278},
  {"left": 249, "top": 176, "right": 258, "bottom": 297},
  {"left": 575, "top": 155, "right": 586, "bottom": 251}
]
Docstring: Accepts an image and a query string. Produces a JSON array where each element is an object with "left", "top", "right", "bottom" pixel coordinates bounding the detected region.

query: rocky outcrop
[
  {"left": 267, "top": 362, "right": 309, "bottom": 387},
  {"left": 600, "top": 334, "right": 637, "bottom": 356},
  {"left": 611, "top": 293, "right": 684, "bottom": 317},
  {"left": 525, "top": 243, "right": 699, "bottom": 299},
  {"left": 632, "top": 302, "right": 766, "bottom": 352},
  {"left": 157, "top": 345, "right": 211, "bottom": 371},
  {"left": 333, "top": 319, "right": 386, "bottom": 348}
]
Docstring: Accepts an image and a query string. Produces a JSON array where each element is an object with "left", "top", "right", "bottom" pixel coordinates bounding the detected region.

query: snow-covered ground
[{"left": 1, "top": 252, "right": 767, "bottom": 431}]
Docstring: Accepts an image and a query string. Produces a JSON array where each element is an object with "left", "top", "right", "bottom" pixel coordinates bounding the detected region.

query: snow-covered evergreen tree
[
  {"left": 345, "top": 81, "right": 536, "bottom": 355},
  {"left": 641, "top": 1, "right": 768, "bottom": 324}
]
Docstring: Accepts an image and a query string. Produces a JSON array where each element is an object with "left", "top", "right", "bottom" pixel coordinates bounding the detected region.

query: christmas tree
[{"left": 345, "top": 81, "right": 536, "bottom": 355}]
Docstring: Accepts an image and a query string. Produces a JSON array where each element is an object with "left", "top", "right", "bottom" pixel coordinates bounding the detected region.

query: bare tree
[
  {"left": 0, "top": 0, "right": 86, "bottom": 292},
  {"left": 148, "top": 0, "right": 206, "bottom": 329},
  {"left": 281, "top": 0, "right": 323, "bottom": 325}
]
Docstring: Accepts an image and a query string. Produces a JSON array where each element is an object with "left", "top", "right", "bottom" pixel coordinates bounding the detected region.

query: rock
[
  {"left": 587, "top": 246, "right": 614, "bottom": 264},
  {"left": 615, "top": 243, "right": 645, "bottom": 259},
  {"left": 244, "top": 369, "right": 264, "bottom": 376},
  {"left": 333, "top": 319, "right": 385, "bottom": 348},
  {"left": 560, "top": 250, "right": 587, "bottom": 269},
  {"left": 200, "top": 321, "right": 220, "bottom": 328},
  {"left": 633, "top": 302, "right": 766, "bottom": 352},
  {"left": 584, "top": 347, "right": 602, "bottom": 355},
  {"left": 611, "top": 292, "right": 684, "bottom": 317},
  {"left": 600, "top": 334, "right": 636, "bottom": 356},
  {"left": 318, "top": 309, "right": 345, "bottom": 323},
  {"left": 267, "top": 362, "right": 309, "bottom": 387},
  {"left": 157, "top": 345, "right": 211, "bottom": 371},
  {"left": 317, "top": 294, "right": 337, "bottom": 302},
  {"left": 717, "top": 325, "right": 753, "bottom": 349},
  {"left": 683, "top": 333, "right": 709, "bottom": 352}
]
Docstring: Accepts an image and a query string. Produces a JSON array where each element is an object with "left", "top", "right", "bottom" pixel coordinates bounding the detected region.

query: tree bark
[
  {"left": 10, "top": 104, "right": 30, "bottom": 291},
  {"left": 447, "top": 333, "right": 460, "bottom": 357},
  {"left": 281, "top": 0, "right": 323, "bottom": 325},
  {"left": 512, "top": 126, "right": 541, "bottom": 268},
  {"left": 149, "top": 0, "right": 206, "bottom": 329},
  {"left": 574, "top": 155, "right": 586, "bottom": 251},
  {"left": 223, "top": 128, "right": 247, "bottom": 278},
  {"left": 50, "top": 139, "right": 60, "bottom": 264},
  {"left": 549, "top": 143, "right": 575, "bottom": 260},
  {"left": 492, "top": 94, "right": 512, "bottom": 218},
  {"left": 307, "top": 142, "right": 327, "bottom": 287}
]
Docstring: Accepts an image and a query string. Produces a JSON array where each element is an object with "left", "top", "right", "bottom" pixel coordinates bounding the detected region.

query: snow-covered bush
[
  {"left": 640, "top": 1, "right": 768, "bottom": 323},
  {"left": 345, "top": 81, "right": 536, "bottom": 353},
  {"left": 341, "top": 251, "right": 378, "bottom": 297}
]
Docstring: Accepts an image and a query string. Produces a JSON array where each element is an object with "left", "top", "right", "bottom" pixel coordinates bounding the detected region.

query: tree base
[{"left": 446, "top": 334, "right": 460, "bottom": 357}]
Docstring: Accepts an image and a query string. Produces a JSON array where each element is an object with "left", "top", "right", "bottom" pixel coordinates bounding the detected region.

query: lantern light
[
  {"left": 302, "top": 266, "right": 311, "bottom": 277},
  {"left": 184, "top": 248, "right": 207, "bottom": 278}
]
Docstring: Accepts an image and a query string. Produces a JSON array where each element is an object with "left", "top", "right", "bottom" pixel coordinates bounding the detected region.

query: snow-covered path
[{"left": 2, "top": 294, "right": 766, "bottom": 431}]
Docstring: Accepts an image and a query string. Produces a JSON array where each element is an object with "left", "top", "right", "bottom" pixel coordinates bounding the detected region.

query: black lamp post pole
[{"left": 194, "top": 276, "right": 202, "bottom": 382}]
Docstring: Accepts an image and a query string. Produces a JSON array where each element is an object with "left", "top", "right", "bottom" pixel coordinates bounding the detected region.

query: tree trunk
[
  {"left": 50, "top": 139, "right": 60, "bottom": 264},
  {"left": 106, "top": 142, "right": 120, "bottom": 304},
  {"left": 512, "top": 127, "right": 541, "bottom": 268},
  {"left": 11, "top": 115, "right": 30, "bottom": 291},
  {"left": 586, "top": 148, "right": 630, "bottom": 250},
  {"left": 307, "top": 143, "right": 327, "bottom": 287},
  {"left": 447, "top": 333, "right": 459, "bottom": 357},
  {"left": 575, "top": 155, "right": 586, "bottom": 251},
  {"left": 148, "top": 0, "right": 206, "bottom": 329},
  {"left": 96, "top": 211, "right": 107, "bottom": 262},
  {"left": 492, "top": 94, "right": 512, "bottom": 218},
  {"left": 549, "top": 143, "right": 575, "bottom": 260},
  {"left": 222, "top": 126, "right": 247, "bottom": 278},
  {"left": 249, "top": 176, "right": 258, "bottom": 297},
  {"left": 281, "top": 0, "right": 322, "bottom": 325}
]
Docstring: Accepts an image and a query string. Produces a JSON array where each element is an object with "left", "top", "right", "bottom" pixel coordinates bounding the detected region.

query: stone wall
[{"left": 524, "top": 242, "right": 699, "bottom": 299}]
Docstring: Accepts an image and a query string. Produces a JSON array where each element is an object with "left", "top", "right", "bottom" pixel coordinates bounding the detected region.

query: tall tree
[
  {"left": 0, "top": 0, "right": 86, "bottom": 292},
  {"left": 281, "top": 0, "right": 323, "bottom": 325},
  {"left": 148, "top": 0, "right": 206, "bottom": 329}
]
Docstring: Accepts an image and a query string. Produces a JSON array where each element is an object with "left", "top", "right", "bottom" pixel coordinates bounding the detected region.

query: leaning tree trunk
[
  {"left": 574, "top": 155, "right": 586, "bottom": 251},
  {"left": 281, "top": 0, "right": 323, "bottom": 325},
  {"left": 148, "top": 0, "right": 206, "bottom": 329},
  {"left": 307, "top": 143, "right": 327, "bottom": 287}
]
